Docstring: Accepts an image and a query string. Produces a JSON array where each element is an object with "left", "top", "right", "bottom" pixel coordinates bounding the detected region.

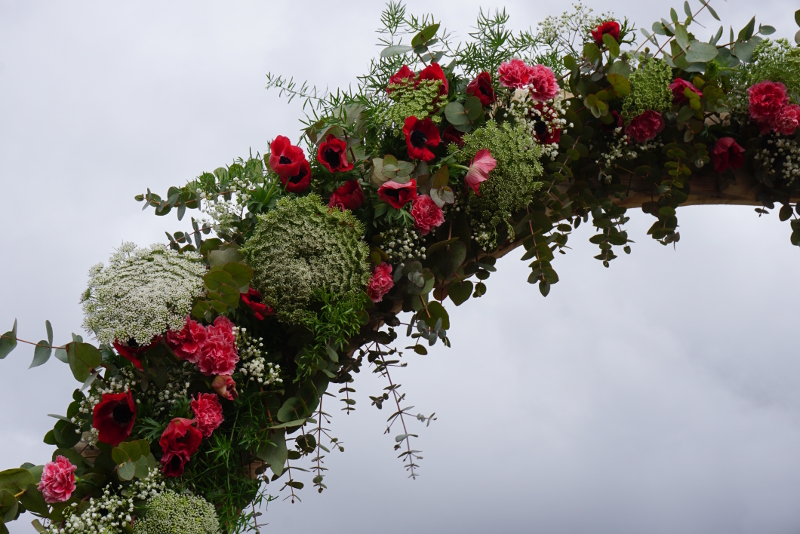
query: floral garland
[{"left": 1, "top": 2, "right": 800, "bottom": 533}]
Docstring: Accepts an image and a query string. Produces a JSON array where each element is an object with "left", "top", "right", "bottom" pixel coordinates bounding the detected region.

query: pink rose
[
  {"left": 410, "top": 195, "right": 445, "bottom": 236},
  {"left": 166, "top": 317, "right": 207, "bottom": 364},
  {"left": 748, "top": 80, "right": 789, "bottom": 124},
  {"left": 528, "top": 64, "right": 559, "bottom": 102},
  {"left": 626, "top": 110, "right": 665, "bottom": 143},
  {"left": 669, "top": 78, "right": 702, "bottom": 105},
  {"left": 464, "top": 149, "right": 497, "bottom": 196},
  {"left": 196, "top": 316, "right": 238, "bottom": 376},
  {"left": 711, "top": 137, "right": 745, "bottom": 173},
  {"left": 367, "top": 263, "right": 394, "bottom": 303},
  {"left": 497, "top": 59, "right": 533, "bottom": 89},
  {"left": 191, "top": 393, "right": 224, "bottom": 438},
  {"left": 212, "top": 375, "right": 239, "bottom": 401},
  {"left": 770, "top": 104, "right": 800, "bottom": 136},
  {"left": 39, "top": 456, "right": 77, "bottom": 504}
]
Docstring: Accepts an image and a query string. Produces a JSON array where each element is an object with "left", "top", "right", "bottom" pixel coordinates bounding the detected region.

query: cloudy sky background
[{"left": 2, "top": 0, "right": 800, "bottom": 532}]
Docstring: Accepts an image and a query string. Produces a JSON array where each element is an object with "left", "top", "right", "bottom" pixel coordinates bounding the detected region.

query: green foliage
[
  {"left": 133, "top": 491, "right": 220, "bottom": 534},
  {"left": 377, "top": 79, "right": 446, "bottom": 131},
  {"left": 622, "top": 58, "right": 673, "bottom": 119}
]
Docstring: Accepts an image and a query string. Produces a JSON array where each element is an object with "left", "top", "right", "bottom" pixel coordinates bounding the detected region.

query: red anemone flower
[
  {"left": 317, "top": 135, "right": 353, "bottom": 173},
  {"left": 416, "top": 62, "right": 449, "bottom": 96},
  {"left": 466, "top": 72, "right": 496, "bottom": 106},
  {"left": 159, "top": 418, "right": 203, "bottom": 477},
  {"left": 241, "top": 288, "right": 269, "bottom": 320},
  {"left": 591, "top": 21, "right": 621, "bottom": 45},
  {"left": 328, "top": 179, "right": 365, "bottom": 211},
  {"left": 93, "top": 391, "right": 136, "bottom": 446},
  {"left": 268, "top": 135, "right": 306, "bottom": 178},
  {"left": 280, "top": 159, "right": 312, "bottom": 193},
  {"left": 377, "top": 180, "right": 418, "bottom": 209},
  {"left": 403, "top": 117, "right": 440, "bottom": 161},
  {"left": 711, "top": 137, "right": 745, "bottom": 173},
  {"left": 113, "top": 336, "right": 160, "bottom": 370},
  {"left": 387, "top": 65, "right": 416, "bottom": 94},
  {"left": 442, "top": 125, "right": 464, "bottom": 147}
]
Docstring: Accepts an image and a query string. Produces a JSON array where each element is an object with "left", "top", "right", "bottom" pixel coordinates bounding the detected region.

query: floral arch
[{"left": 1, "top": 2, "right": 800, "bottom": 533}]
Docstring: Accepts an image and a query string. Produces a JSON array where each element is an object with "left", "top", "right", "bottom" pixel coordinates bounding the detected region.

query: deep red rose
[
  {"left": 113, "top": 337, "right": 160, "bottom": 370},
  {"left": 196, "top": 316, "right": 238, "bottom": 376},
  {"left": 410, "top": 195, "right": 445, "bottom": 235},
  {"left": 241, "top": 288, "right": 269, "bottom": 320},
  {"left": 711, "top": 137, "right": 745, "bottom": 173},
  {"left": 268, "top": 135, "right": 306, "bottom": 178},
  {"left": 317, "top": 134, "right": 353, "bottom": 173},
  {"left": 403, "top": 116, "right": 440, "bottom": 161},
  {"left": 387, "top": 65, "right": 415, "bottom": 94},
  {"left": 212, "top": 375, "right": 239, "bottom": 401},
  {"left": 591, "top": 21, "right": 621, "bottom": 45},
  {"left": 159, "top": 418, "right": 203, "bottom": 477},
  {"left": 748, "top": 81, "right": 789, "bottom": 124},
  {"left": 528, "top": 65, "right": 559, "bottom": 102},
  {"left": 328, "top": 179, "right": 365, "bottom": 211},
  {"left": 39, "top": 456, "right": 77, "bottom": 504},
  {"left": 626, "top": 110, "right": 665, "bottom": 143},
  {"left": 191, "top": 393, "right": 224, "bottom": 438},
  {"left": 280, "top": 159, "right": 312, "bottom": 193},
  {"left": 669, "top": 78, "right": 703, "bottom": 105},
  {"left": 416, "top": 62, "right": 448, "bottom": 97},
  {"left": 466, "top": 72, "right": 496, "bottom": 106},
  {"left": 166, "top": 318, "right": 206, "bottom": 364},
  {"left": 497, "top": 59, "right": 533, "bottom": 89},
  {"left": 770, "top": 104, "right": 800, "bottom": 136},
  {"left": 93, "top": 390, "right": 136, "bottom": 446},
  {"left": 367, "top": 263, "right": 394, "bottom": 303},
  {"left": 442, "top": 125, "right": 465, "bottom": 147},
  {"left": 377, "top": 179, "right": 417, "bottom": 209}
]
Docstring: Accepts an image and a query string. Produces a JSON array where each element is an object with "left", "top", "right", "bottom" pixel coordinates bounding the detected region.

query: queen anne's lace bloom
[{"left": 81, "top": 243, "right": 206, "bottom": 345}]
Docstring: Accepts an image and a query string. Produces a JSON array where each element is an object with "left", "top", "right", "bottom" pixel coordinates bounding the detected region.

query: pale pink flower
[
  {"left": 464, "top": 149, "right": 497, "bottom": 196},
  {"left": 39, "top": 456, "right": 77, "bottom": 503}
]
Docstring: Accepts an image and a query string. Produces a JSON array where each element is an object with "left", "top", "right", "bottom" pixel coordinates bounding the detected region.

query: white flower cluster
[
  {"left": 47, "top": 469, "right": 165, "bottom": 534},
  {"left": 199, "top": 174, "right": 257, "bottom": 234},
  {"left": 82, "top": 243, "right": 206, "bottom": 346},
  {"left": 236, "top": 328, "right": 282, "bottom": 386},
  {"left": 506, "top": 91, "right": 568, "bottom": 159},
  {"left": 471, "top": 220, "right": 501, "bottom": 250},
  {"left": 597, "top": 129, "right": 664, "bottom": 168},
  {"left": 755, "top": 137, "right": 800, "bottom": 186},
  {"left": 382, "top": 225, "right": 427, "bottom": 262},
  {"left": 536, "top": 2, "right": 614, "bottom": 49}
]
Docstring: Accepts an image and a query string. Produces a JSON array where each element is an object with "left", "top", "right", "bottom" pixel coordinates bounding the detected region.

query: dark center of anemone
[
  {"left": 410, "top": 130, "right": 428, "bottom": 148},
  {"left": 323, "top": 147, "right": 341, "bottom": 170},
  {"left": 112, "top": 402, "right": 133, "bottom": 425},
  {"left": 480, "top": 85, "right": 490, "bottom": 96},
  {"left": 383, "top": 188, "right": 401, "bottom": 202},
  {"left": 279, "top": 155, "right": 292, "bottom": 165},
  {"left": 289, "top": 167, "right": 307, "bottom": 184},
  {"left": 127, "top": 338, "right": 139, "bottom": 348},
  {"left": 534, "top": 119, "right": 548, "bottom": 137}
]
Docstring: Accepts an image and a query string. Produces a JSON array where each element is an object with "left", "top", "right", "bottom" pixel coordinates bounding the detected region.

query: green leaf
[
  {"left": 204, "top": 270, "right": 235, "bottom": 291},
  {"left": 0, "top": 320, "right": 17, "bottom": 359},
  {"left": 0, "top": 490, "right": 17, "bottom": 524},
  {"left": 30, "top": 341, "right": 52, "bottom": 369},
  {"left": 45, "top": 320, "right": 53, "bottom": 346},
  {"left": 54, "top": 347, "right": 68, "bottom": 364},
  {"left": 19, "top": 484, "right": 47, "bottom": 516},
  {"left": 606, "top": 73, "right": 631, "bottom": 97},
  {"left": 464, "top": 96, "right": 484, "bottom": 120},
  {"left": 411, "top": 23, "right": 440, "bottom": 47},
  {"left": 426, "top": 238, "right": 466, "bottom": 280},
  {"left": 738, "top": 17, "right": 756, "bottom": 42},
  {"left": 444, "top": 101, "right": 469, "bottom": 125},
  {"left": 703, "top": 1, "right": 720, "bottom": 21},
  {"left": 67, "top": 342, "right": 102, "bottom": 383},
  {"left": 0, "top": 469, "right": 34, "bottom": 493},
  {"left": 796, "top": 9, "right": 800, "bottom": 27},
  {"left": 277, "top": 397, "right": 308, "bottom": 422},
  {"left": 779, "top": 204, "right": 793, "bottom": 221},
  {"left": 117, "top": 461, "right": 135, "bottom": 481},
  {"left": 602, "top": 32, "right": 620, "bottom": 57},
  {"left": 583, "top": 42, "right": 601, "bottom": 64},
  {"left": 795, "top": 29, "right": 800, "bottom": 46},
  {"left": 759, "top": 25, "right": 776, "bottom": 36},
  {"left": 222, "top": 263, "right": 254, "bottom": 292},
  {"left": 677, "top": 105, "right": 695, "bottom": 122},
  {"left": 685, "top": 40, "right": 719, "bottom": 62},
  {"left": 421, "top": 301, "right": 450, "bottom": 330},
  {"left": 256, "top": 429, "right": 287, "bottom": 477},
  {"left": 683, "top": 1, "right": 692, "bottom": 18},
  {"left": 380, "top": 44, "right": 413, "bottom": 58},
  {"left": 674, "top": 23, "right": 690, "bottom": 50},
  {"left": 121, "top": 441, "right": 143, "bottom": 462},
  {"left": 208, "top": 247, "right": 243, "bottom": 267},
  {"left": 670, "top": 7, "right": 679, "bottom": 23},
  {"left": 112, "top": 447, "right": 129, "bottom": 465},
  {"left": 448, "top": 280, "right": 473, "bottom": 306}
]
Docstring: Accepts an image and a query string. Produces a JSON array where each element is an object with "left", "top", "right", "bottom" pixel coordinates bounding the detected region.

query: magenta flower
[
  {"left": 464, "top": 149, "right": 497, "bottom": 196},
  {"left": 39, "top": 456, "right": 77, "bottom": 503}
]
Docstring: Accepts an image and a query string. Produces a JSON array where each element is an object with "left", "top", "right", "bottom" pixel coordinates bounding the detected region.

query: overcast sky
[{"left": 2, "top": 1, "right": 800, "bottom": 533}]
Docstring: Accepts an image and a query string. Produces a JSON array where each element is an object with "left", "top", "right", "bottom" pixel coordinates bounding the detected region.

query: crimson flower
[
  {"left": 748, "top": 80, "right": 789, "bottom": 124},
  {"left": 159, "top": 418, "right": 203, "bottom": 477},
  {"left": 442, "top": 125, "right": 464, "bottom": 147},
  {"left": 329, "top": 179, "right": 365, "bottom": 211},
  {"left": 387, "top": 65, "right": 415, "bottom": 94},
  {"left": 113, "top": 337, "right": 160, "bottom": 370},
  {"left": 191, "top": 393, "right": 224, "bottom": 438},
  {"left": 317, "top": 135, "right": 353, "bottom": 173},
  {"left": 39, "top": 456, "right": 77, "bottom": 504},
  {"left": 410, "top": 195, "right": 445, "bottom": 235},
  {"left": 367, "top": 263, "right": 394, "bottom": 303},
  {"left": 591, "top": 21, "right": 621, "bottom": 45},
  {"left": 601, "top": 110, "right": 624, "bottom": 133},
  {"left": 770, "top": 104, "right": 800, "bottom": 136},
  {"left": 464, "top": 149, "right": 497, "bottom": 196},
  {"left": 416, "top": 62, "right": 448, "bottom": 96},
  {"left": 268, "top": 135, "right": 305, "bottom": 178},
  {"left": 93, "top": 391, "right": 136, "bottom": 446},
  {"left": 466, "top": 72, "right": 496, "bottom": 106},
  {"left": 377, "top": 179, "right": 417, "bottom": 209},
  {"left": 711, "top": 137, "right": 745, "bottom": 173},
  {"left": 212, "top": 375, "right": 239, "bottom": 401},
  {"left": 626, "top": 110, "right": 665, "bottom": 143},
  {"left": 241, "top": 288, "right": 269, "bottom": 320},
  {"left": 196, "top": 316, "right": 238, "bottom": 376},
  {"left": 669, "top": 78, "right": 703, "bottom": 105},
  {"left": 403, "top": 116, "right": 440, "bottom": 161},
  {"left": 166, "top": 318, "right": 206, "bottom": 363},
  {"left": 280, "top": 159, "right": 312, "bottom": 193}
]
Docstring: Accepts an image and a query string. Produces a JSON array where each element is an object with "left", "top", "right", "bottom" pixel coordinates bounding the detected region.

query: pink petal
[{"left": 464, "top": 149, "right": 497, "bottom": 196}]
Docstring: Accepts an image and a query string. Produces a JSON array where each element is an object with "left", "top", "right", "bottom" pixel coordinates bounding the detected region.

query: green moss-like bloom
[
  {"left": 378, "top": 79, "right": 446, "bottom": 130},
  {"left": 133, "top": 491, "right": 219, "bottom": 534},
  {"left": 744, "top": 39, "right": 800, "bottom": 103},
  {"left": 449, "top": 120, "right": 544, "bottom": 248},
  {"left": 622, "top": 58, "right": 673, "bottom": 120},
  {"left": 242, "top": 194, "right": 371, "bottom": 325}
]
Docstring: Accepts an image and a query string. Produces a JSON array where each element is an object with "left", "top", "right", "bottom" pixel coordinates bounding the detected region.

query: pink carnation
[
  {"left": 191, "top": 393, "right": 224, "bottom": 438},
  {"left": 711, "top": 137, "right": 745, "bottom": 174},
  {"left": 212, "top": 375, "right": 239, "bottom": 401},
  {"left": 367, "top": 263, "right": 394, "bottom": 303},
  {"left": 497, "top": 59, "right": 533, "bottom": 89},
  {"left": 626, "top": 110, "right": 665, "bottom": 143},
  {"left": 770, "top": 104, "right": 800, "bottom": 136},
  {"left": 39, "top": 456, "right": 77, "bottom": 504},
  {"left": 748, "top": 80, "right": 789, "bottom": 123},
  {"left": 196, "top": 316, "right": 238, "bottom": 376},
  {"left": 669, "top": 78, "right": 702, "bottom": 105},
  {"left": 166, "top": 317, "right": 207, "bottom": 364},
  {"left": 528, "top": 65, "right": 559, "bottom": 101},
  {"left": 410, "top": 195, "right": 445, "bottom": 235}
]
